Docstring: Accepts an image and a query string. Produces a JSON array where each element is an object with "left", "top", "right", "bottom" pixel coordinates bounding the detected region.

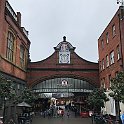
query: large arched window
[{"left": 6, "top": 31, "right": 15, "bottom": 62}]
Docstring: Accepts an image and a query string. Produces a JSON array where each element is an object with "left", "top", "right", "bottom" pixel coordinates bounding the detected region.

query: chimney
[{"left": 17, "top": 12, "right": 21, "bottom": 27}]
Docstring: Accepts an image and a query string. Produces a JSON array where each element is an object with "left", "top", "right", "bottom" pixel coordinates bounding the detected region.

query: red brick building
[
  {"left": 98, "top": 6, "right": 124, "bottom": 115},
  {"left": 0, "top": 0, "right": 30, "bottom": 88},
  {"left": 0, "top": 0, "right": 30, "bottom": 121},
  {"left": 98, "top": 6, "right": 124, "bottom": 89}
]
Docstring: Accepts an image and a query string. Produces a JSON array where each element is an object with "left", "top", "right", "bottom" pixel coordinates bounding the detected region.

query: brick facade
[
  {"left": 98, "top": 6, "right": 124, "bottom": 115},
  {"left": 27, "top": 40, "right": 99, "bottom": 88},
  {"left": 0, "top": 0, "right": 30, "bottom": 82},
  {"left": 98, "top": 6, "right": 124, "bottom": 89}
]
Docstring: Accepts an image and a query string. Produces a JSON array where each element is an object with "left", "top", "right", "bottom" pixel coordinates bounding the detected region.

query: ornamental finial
[{"left": 63, "top": 36, "right": 66, "bottom": 41}]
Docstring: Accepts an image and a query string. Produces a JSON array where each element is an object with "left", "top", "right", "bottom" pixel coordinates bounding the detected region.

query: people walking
[
  {"left": 67, "top": 110, "right": 70, "bottom": 118},
  {"left": 61, "top": 109, "right": 64, "bottom": 118},
  {"left": 121, "top": 112, "right": 124, "bottom": 124}
]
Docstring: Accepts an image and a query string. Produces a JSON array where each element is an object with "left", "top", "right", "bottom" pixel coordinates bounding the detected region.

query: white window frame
[
  {"left": 20, "top": 45, "right": 25, "bottom": 67},
  {"left": 106, "top": 55, "right": 109, "bottom": 67},
  {"left": 110, "top": 51, "right": 114, "bottom": 65},
  {"left": 6, "top": 31, "right": 14, "bottom": 62},
  {"left": 112, "top": 25, "right": 116, "bottom": 37},
  {"left": 109, "top": 74, "right": 111, "bottom": 87},
  {"left": 101, "top": 78, "right": 105, "bottom": 88},
  {"left": 101, "top": 39, "right": 104, "bottom": 49},
  {"left": 106, "top": 32, "right": 109, "bottom": 44},
  {"left": 117, "top": 45, "right": 121, "bottom": 60},
  {"left": 102, "top": 59, "right": 105, "bottom": 70}
]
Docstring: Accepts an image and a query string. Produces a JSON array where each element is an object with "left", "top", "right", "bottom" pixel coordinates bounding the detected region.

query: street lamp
[{"left": 117, "top": 0, "right": 124, "bottom": 6}]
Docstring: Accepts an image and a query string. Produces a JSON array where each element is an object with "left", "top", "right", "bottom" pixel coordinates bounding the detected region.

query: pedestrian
[
  {"left": 121, "top": 112, "right": 124, "bottom": 124},
  {"left": 67, "top": 110, "right": 70, "bottom": 118},
  {"left": 61, "top": 109, "right": 64, "bottom": 118}
]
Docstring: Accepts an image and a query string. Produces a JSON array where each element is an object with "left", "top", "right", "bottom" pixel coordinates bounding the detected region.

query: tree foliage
[
  {"left": 109, "top": 71, "right": 124, "bottom": 103},
  {"left": 0, "top": 74, "right": 37, "bottom": 104},
  {"left": 19, "top": 87, "right": 37, "bottom": 104},
  {"left": 88, "top": 88, "right": 109, "bottom": 112},
  {"left": 0, "top": 75, "right": 16, "bottom": 101}
]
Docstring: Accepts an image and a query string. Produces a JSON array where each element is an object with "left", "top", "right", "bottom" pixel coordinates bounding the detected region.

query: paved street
[
  {"left": 32, "top": 111, "right": 92, "bottom": 124},
  {"left": 32, "top": 116, "right": 92, "bottom": 124}
]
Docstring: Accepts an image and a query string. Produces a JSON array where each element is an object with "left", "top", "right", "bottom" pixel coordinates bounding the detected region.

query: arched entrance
[
  {"left": 32, "top": 77, "right": 97, "bottom": 114},
  {"left": 27, "top": 37, "right": 99, "bottom": 115}
]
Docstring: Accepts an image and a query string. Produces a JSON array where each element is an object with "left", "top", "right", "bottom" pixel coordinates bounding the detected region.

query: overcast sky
[{"left": 8, "top": 0, "right": 119, "bottom": 62}]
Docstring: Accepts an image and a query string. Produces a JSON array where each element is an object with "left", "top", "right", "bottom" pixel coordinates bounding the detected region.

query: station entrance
[
  {"left": 32, "top": 77, "right": 96, "bottom": 114},
  {"left": 27, "top": 37, "right": 99, "bottom": 116}
]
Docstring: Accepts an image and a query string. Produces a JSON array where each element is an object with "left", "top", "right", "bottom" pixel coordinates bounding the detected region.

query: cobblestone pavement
[{"left": 32, "top": 111, "right": 92, "bottom": 124}]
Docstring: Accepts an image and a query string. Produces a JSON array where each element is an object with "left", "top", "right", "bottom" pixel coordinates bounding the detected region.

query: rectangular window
[
  {"left": 115, "top": 71, "right": 118, "bottom": 77},
  {"left": 101, "top": 78, "right": 105, "bottom": 88},
  {"left": 106, "top": 32, "right": 109, "bottom": 44},
  {"left": 6, "top": 31, "right": 14, "bottom": 62},
  {"left": 102, "top": 59, "right": 105, "bottom": 70},
  {"left": 109, "top": 74, "right": 111, "bottom": 87},
  {"left": 20, "top": 45, "right": 25, "bottom": 67},
  {"left": 110, "top": 51, "right": 114, "bottom": 65},
  {"left": 106, "top": 55, "right": 109, "bottom": 67},
  {"left": 101, "top": 39, "right": 104, "bottom": 49},
  {"left": 99, "top": 61, "right": 102, "bottom": 71},
  {"left": 112, "top": 25, "right": 116, "bottom": 37},
  {"left": 116, "top": 45, "right": 121, "bottom": 60}
]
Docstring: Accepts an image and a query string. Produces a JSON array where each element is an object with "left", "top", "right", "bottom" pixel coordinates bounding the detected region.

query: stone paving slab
[{"left": 32, "top": 116, "right": 92, "bottom": 124}]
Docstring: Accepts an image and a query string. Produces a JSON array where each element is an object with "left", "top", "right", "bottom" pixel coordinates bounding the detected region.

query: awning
[{"left": 17, "top": 101, "right": 31, "bottom": 107}]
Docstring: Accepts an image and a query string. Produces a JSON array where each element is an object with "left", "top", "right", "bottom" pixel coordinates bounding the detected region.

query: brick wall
[
  {"left": 0, "top": 0, "right": 30, "bottom": 81},
  {"left": 27, "top": 50, "right": 99, "bottom": 87},
  {"left": 98, "top": 6, "right": 124, "bottom": 88}
]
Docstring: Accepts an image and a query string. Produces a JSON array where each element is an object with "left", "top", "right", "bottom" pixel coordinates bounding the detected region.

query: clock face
[
  {"left": 61, "top": 79, "right": 68, "bottom": 86},
  {"left": 59, "top": 52, "right": 70, "bottom": 63}
]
